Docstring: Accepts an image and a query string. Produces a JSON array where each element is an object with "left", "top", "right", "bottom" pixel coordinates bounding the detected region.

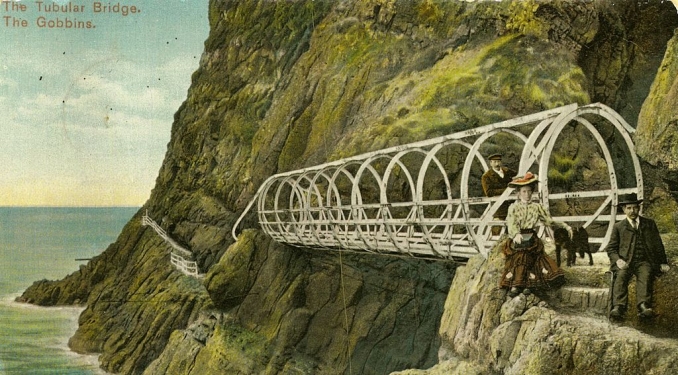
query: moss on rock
[{"left": 17, "top": 1, "right": 678, "bottom": 374}]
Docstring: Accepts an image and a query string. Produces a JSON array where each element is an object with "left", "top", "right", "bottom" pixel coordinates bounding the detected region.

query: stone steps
[
  {"left": 560, "top": 252, "right": 610, "bottom": 287},
  {"left": 551, "top": 252, "right": 611, "bottom": 316},
  {"left": 553, "top": 286, "right": 609, "bottom": 315}
]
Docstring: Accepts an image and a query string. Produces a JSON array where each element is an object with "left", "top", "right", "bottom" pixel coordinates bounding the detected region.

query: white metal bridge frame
[{"left": 232, "top": 103, "right": 642, "bottom": 260}]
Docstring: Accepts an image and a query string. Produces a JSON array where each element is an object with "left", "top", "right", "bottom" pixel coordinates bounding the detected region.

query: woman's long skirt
[{"left": 499, "top": 237, "right": 565, "bottom": 289}]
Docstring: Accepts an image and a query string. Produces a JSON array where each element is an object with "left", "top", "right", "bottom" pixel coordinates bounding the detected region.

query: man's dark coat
[
  {"left": 481, "top": 167, "right": 516, "bottom": 219},
  {"left": 605, "top": 216, "right": 667, "bottom": 273}
]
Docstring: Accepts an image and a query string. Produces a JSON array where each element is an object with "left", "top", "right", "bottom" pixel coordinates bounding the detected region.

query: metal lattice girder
[{"left": 233, "top": 103, "right": 642, "bottom": 260}]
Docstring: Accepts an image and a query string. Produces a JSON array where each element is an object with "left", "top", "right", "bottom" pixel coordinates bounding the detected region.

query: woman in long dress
[{"left": 499, "top": 172, "right": 572, "bottom": 297}]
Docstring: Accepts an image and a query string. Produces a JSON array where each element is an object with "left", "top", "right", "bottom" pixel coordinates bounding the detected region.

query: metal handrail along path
[{"left": 142, "top": 212, "right": 203, "bottom": 278}]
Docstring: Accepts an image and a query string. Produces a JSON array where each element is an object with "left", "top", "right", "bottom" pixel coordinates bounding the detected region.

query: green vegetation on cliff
[{"left": 17, "top": 1, "right": 678, "bottom": 374}]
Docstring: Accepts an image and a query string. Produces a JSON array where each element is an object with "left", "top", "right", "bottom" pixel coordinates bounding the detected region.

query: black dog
[{"left": 554, "top": 226, "right": 593, "bottom": 266}]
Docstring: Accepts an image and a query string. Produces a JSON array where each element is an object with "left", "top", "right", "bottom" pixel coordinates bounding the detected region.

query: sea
[{"left": 0, "top": 207, "right": 138, "bottom": 374}]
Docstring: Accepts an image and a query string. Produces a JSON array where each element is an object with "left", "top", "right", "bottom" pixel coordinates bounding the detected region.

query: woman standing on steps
[{"left": 499, "top": 172, "right": 572, "bottom": 297}]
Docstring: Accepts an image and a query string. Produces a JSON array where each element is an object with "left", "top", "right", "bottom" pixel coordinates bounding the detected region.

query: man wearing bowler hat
[
  {"left": 481, "top": 153, "right": 517, "bottom": 221},
  {"left": 606, "top": 193, "right": 670, "bottom": 320}
]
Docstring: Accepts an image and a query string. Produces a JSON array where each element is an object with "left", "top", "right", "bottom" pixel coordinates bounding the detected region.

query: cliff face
[
  {"left": 636, "top": 30, "right": 678, "bottom": 230},
  {"left": 17, "top": 1, "right": 678, "bottom": 374},
  {"left": 637, "top": 30, "right": 678, "bottom": 169}
]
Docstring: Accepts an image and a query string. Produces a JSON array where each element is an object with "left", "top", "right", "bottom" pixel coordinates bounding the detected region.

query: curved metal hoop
[{"left": 233, "top": 103, "right": 642, "bottom": 260}]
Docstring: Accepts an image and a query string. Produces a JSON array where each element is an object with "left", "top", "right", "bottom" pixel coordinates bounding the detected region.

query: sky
[{"left": 0, "top": 0, "right": 209, "bottom": 206}]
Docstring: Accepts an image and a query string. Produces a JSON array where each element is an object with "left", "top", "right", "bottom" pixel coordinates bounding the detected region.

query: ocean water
[{"left": 0, "top": 207, "right": 138, "bottom": 374}]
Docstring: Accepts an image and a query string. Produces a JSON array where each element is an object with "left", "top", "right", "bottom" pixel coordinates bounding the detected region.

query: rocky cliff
[
  {"left": 394, "top": 234, "right": 678, "bottom": 375},
  {"left": 636, "top": 28, "right": 678, "bottom": 230},
  {"left": 17, "top": 0, "right": 678, "bottom": 374}
]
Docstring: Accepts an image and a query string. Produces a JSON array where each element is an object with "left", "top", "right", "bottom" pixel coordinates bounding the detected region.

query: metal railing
[{"left": 142, "top": 212, "right": 202, "bottom": 278}]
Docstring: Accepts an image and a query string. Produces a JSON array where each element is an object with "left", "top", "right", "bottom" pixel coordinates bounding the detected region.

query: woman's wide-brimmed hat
[
  {"left": 618, "top": 193, "right": 643, "bottom": 206},
  {"left": 508, "top": 172, "right": 539, "bottom": 188}
]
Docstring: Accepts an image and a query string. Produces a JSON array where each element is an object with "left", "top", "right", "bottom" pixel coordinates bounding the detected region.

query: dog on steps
[{"left": 554, "top": 226, "right": 593, "bottom": 267}]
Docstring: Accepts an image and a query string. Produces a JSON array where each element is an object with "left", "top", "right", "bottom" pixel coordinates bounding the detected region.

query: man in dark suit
[
  {"left": 481, "top": 154, "right": 516, "bottom": 220},
  {"left": 606, "top": 193, "right": 670, "bottom": 320}
]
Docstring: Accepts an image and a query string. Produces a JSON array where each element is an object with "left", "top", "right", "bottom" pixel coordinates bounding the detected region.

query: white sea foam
[
  {"left": 0, "top": 292, "right": 108, "bottom": 373},
  {"left": 0, "top": 207, "right": 135, "bottom": 374}
]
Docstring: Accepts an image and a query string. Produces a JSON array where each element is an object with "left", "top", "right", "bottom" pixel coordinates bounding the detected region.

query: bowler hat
[
  {"left": 618, "top": 193, "right": 642, "bottom": 206},
  {"left": 508, "top": 172, "right": 538, "bottom": 188},
  {"left": 488, "top": 153, "right": 502, "bottom": 161}
]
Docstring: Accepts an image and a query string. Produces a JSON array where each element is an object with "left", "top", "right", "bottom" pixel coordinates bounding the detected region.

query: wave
[{"left": 0, "top": 293, "right": 109, "bottom": 374}]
